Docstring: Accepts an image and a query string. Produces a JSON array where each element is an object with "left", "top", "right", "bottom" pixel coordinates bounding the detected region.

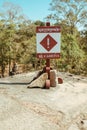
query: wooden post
[{"left": 45, "top": 22, "right": 50, "bottom": 88}]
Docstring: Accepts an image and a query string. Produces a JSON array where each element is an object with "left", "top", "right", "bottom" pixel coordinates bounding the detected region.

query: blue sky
[{"left": 0, "top": 0, "right": 52, "bottom": 21}]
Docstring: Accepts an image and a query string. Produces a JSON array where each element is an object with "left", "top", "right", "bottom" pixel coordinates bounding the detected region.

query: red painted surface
[
  {"left": 58, "top": 78, "right": 63, "bottom": 84},
  {"left": 40, "top": 34, "right": 57, "bottom": 51},
  {"left": 45, "top": 79, "right": 50, "bottom": 89},
  {"left": 37, "top": 53, "right": 60, "bottom": 59},
  {"left": 45, "top": 22, "right": 50, "bottom": 88},
  {"left": 36, "top": 26, "right": 61, "bottom": 33}
]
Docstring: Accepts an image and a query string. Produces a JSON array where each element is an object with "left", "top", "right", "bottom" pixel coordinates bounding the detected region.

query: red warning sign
[
  {"left": 36, "top": 26, "right": 61, "bottom": 59},
  {"left": 40, "top": 34, "right": 57, "bottom": 51}
]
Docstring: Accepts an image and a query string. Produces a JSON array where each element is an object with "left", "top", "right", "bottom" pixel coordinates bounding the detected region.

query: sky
[{"left": 0, "top": 0, "right": 52, "bottom": 21}]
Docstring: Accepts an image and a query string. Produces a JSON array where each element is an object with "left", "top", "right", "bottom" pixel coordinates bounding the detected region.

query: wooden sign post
[{"left": 36, "top": 22, "right": 61, "bottom": 88}]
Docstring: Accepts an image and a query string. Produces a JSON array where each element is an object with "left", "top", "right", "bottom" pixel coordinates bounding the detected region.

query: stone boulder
[
  {"left": 50, "top": 70, "right": 57, "bottom": 87},
  {"left": 58, "top": 77, "right": 63, "bottom": 84},
  {"left": 27, "top": 73, "right": 48, "bottom": 88}
]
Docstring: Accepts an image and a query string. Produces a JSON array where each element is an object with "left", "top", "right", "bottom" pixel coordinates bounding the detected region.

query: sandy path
[{"left": 0, "top": 72, "right": 87, "bottom": 130}]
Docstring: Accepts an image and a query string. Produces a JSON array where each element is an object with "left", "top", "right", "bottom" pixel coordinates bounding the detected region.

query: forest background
[{"left": 0, "top": 0, "right": 87, "bottom": 77}]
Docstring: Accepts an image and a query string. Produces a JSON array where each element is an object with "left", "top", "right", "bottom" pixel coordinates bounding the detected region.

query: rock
[
  {"left": 58, "top": 77, "right": 63, "bottom": 84},
  {"left": 68, "top": 124, "right": 79, "bottom": 130},
  {"left": 83, "top": 120, "right": 87, "bottom": 129},
  {"left": 79, "top": 120, "right": 87, "bottom": 130},
  {"left": 27, "top": 73, "right": 48, "bottom": 88},
  {"left": 50, "top": 70, "right": 57, "bottom": 87}
]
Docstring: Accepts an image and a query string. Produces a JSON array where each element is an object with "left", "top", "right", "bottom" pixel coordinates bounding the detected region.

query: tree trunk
[{"left": 1, "top": 63, "right": 5, "bottom": 77}]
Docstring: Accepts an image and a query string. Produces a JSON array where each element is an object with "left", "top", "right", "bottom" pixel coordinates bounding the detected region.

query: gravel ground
[{"left": 0, "top": 71, "right": 87, "bottom": 130}]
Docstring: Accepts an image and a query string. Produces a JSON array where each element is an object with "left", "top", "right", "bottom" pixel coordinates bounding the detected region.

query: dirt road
[{"left": 0, "top": 71, "right": 87, "bottom": 130}]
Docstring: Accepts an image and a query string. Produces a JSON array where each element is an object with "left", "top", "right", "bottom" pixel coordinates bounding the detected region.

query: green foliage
[
  {"left": 34, "top": 20, "right": 45, "bottom": 26},
  {"left": 47, "top": 0, "right": 87, "bottom": 75},
  {"left": 52, "top": 22, "right": 85, "bottom": 74},
  {"left": 49, "top": 0, "right": 87, "bottom": 28}
]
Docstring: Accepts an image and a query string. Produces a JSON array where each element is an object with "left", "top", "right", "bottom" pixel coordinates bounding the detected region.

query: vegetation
[
  {"left": 47, "top": 0, "right": 87, "bottom": 74},
  {"left": 0, "top": 1, "right": 87, "bottom": 77}
]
